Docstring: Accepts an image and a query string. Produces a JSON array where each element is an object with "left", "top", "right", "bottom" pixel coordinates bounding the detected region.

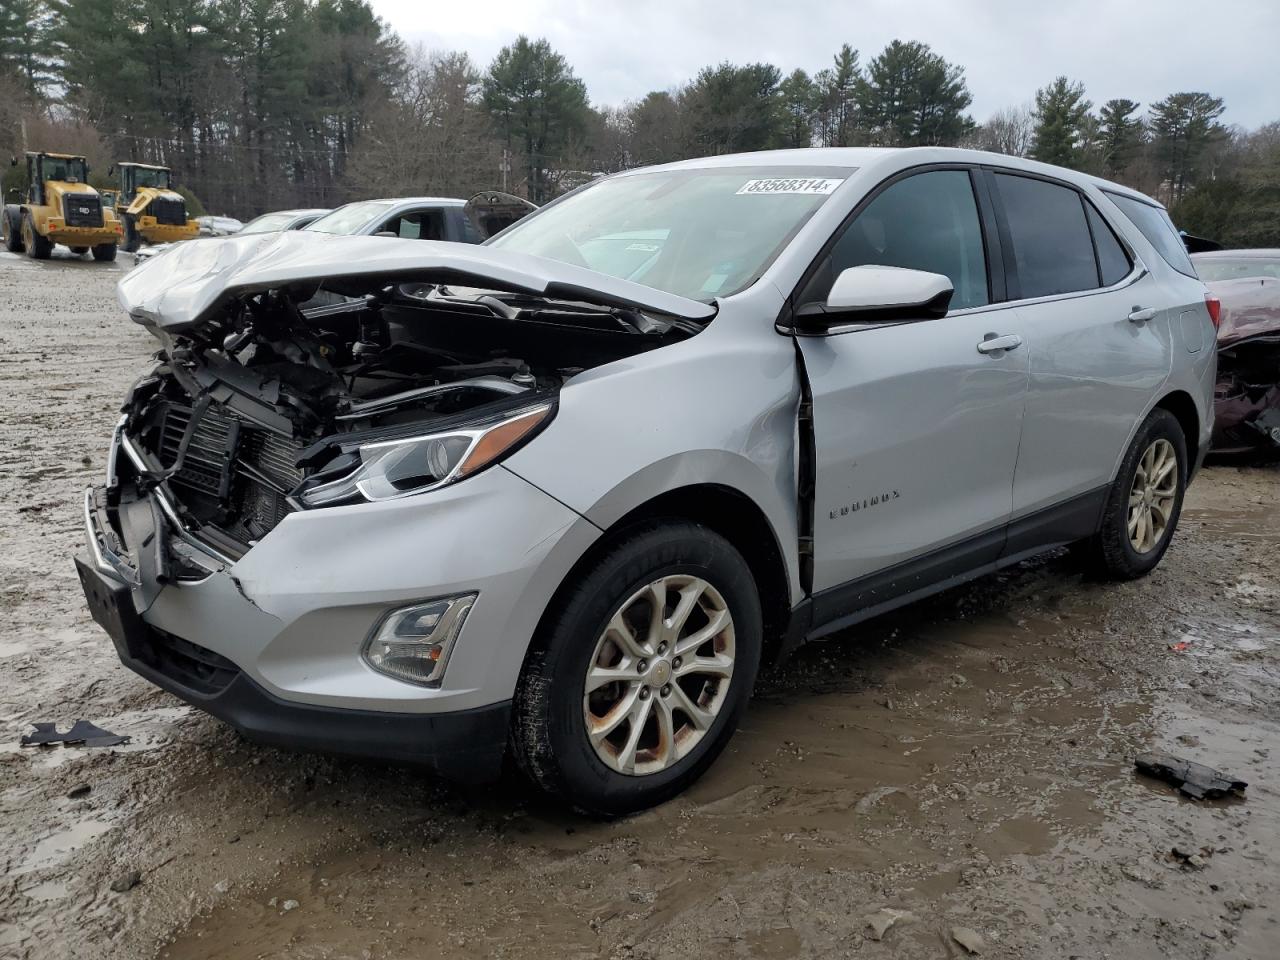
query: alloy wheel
[
  {"left": 1127, "top": 438, "right": 1177, "bottom": 554},
  {"left": 583, "top": 575, "right": 735, "bottom": 776}
]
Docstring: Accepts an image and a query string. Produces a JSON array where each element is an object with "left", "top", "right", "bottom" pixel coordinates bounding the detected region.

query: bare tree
[
  {"left": 347, "top": 47, "right": 502, "bottom": 200},
  {"left": 972, "top": 104, "right": 1035, "bottom": 157}
]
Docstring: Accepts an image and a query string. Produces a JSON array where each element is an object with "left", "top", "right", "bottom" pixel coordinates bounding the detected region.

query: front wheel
[
  {"left": 91, "top": 243, "right": 117, "bottom": 262},
  {"left": 1080, "top": 407, "right": 1187, "bottom": 580},
  {"left": 512, "top": 522, "right": 762, "bottom": 816},
  {"left": 2, "top": 206, "right": 23, "bottom": 252},
  {"left": 22, "top": 213, "right": 53, "bottom": 260}
]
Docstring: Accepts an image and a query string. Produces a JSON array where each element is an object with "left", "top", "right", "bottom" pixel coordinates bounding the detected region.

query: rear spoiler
[{"left": 1181, "top": 232, "right": 1222, "bottom": 254}]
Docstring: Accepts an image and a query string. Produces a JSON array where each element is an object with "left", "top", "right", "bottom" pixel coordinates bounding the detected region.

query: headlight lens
[{"left": 300, "top": 403, "right": 552, "bottom": 507}]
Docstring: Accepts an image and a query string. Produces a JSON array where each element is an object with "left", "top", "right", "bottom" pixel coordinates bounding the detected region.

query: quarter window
[
  {"left": 995, "top": 174, "right": 1098, "bottom": 299},
  {"left": 802, "top": 169, "right": 990, "bottom": 311},
  {"left": 1085, "top": 203, "right": 1132, "bottom": 287},
  {"left": 1105, "top": 192, "right": 1197, "bottom": 278}
]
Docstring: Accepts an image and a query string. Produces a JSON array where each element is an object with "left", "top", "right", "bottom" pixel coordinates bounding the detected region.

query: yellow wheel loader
[
  {"left": 3, "top": 152, "right": 123, "bottom": 261},
  {"left": 113, "top": 162, "right": 198, "bottom": 252}
]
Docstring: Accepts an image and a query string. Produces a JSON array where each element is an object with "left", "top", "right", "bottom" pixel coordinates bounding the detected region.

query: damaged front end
[
  {"left": 1210, "top": 276, "right": 1280, "bottom": 454},
  {"left": 100, "top": 233, "right": 713, "bottom": 566}
]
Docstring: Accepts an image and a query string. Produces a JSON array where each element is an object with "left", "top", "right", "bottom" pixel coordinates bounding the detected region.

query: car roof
[
  {"left": 629, "top": 146, "right": 1158, "bottom": 207},
  {"left": 1191, "top": 249, "right": 1280, "bottom": 260},
  {"left": 343, "top": 197, "right": 467, "bottom": 207},
  {"left": 258, "top": 208, "right": 330, "bottom": 217}
]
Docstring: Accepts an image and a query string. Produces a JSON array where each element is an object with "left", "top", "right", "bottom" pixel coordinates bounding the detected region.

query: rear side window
[
  {"left": 803, "top": 169, "right": 989, "bottom": 310},
  {"left": 995, "top": 174, "right": 1097, "bottom": 298},
  {"left": 1084, "top": 203, "right": 1132, "bottom": 286},
  {"left": 1105, "top": 192, "right": 1196, "bottom": 278}
]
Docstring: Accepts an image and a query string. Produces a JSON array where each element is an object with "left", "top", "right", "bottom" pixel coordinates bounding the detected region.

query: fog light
[{"left": 362, "top": 594, "right": 476, "bottom": 686}]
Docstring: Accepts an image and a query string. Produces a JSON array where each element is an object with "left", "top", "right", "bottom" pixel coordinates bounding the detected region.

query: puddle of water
[{"left": 12, "top": 819, "right": 114, "bottom": 876}]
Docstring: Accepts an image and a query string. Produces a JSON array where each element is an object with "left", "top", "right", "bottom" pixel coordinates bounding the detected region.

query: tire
[
  {"left": 512, "top": 522, "right": 762, "bottom": 817},
  {"left": 92, "top": 243, "right": 117, "bottom": 262},
  {"left": 122, "top": 214, "right": 140, "bottom": 253},
  {"left": 22, "top": 213, "right": 53, "bottom": 260},
  {"left": 1080, "top": 408, "right": 1187, "bottom": 581},
  {"left": 2, "top": 206, "right": 23, "bottom": 252}
]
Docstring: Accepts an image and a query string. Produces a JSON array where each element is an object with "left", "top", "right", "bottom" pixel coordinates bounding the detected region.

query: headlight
[{"left": 299, "top": 403, "right": 552, "bottom": 507}]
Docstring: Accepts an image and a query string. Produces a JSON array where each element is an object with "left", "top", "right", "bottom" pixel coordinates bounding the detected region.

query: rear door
[
  {"left": 796, "top": 167, "right": 1029, "bottom": 600},
  {"left": 987, "top": 171, "right": 1173, "bottom": 536}
]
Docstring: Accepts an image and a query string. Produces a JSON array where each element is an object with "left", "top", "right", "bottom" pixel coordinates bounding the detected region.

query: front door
[{"left": 794, "top": 168, "right": 1028, "bottom": 600}]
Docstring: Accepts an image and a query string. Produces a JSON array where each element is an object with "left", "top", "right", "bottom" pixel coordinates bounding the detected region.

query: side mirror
[{"left": 797, "top": 265, "right": 954, "bottom": 331}]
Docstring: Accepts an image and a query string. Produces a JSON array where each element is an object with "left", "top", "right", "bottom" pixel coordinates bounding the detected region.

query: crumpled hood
[{"left": 117, "top": 231, "right": 717, "bottom": 331}]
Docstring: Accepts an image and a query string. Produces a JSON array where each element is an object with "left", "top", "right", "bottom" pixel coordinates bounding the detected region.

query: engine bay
[{"left": 119, "top": 281, "right": 699, "bottom": 552}]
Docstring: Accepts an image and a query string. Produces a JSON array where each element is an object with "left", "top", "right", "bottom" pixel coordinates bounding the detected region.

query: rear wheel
[
  {"left": 22, "top": 213, "right": 52, "bottom": 260},
  {"left": 2, "top": 206, "right": 23, "bottom": 252},
  {"left": 121, "top": 214, "right": 140, "bottom": 253},
  {"left": 1080, "top": 408, "right": 1187, "bottom": 580},
  {"left": 91, "top": 243, "right": 117, "bottom": 262},
  {"left": 512, "top": 522, "right": 762, "bottom": 816}
]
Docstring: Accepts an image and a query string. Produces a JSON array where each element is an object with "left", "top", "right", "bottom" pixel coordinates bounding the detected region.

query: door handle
[
  {"left": 976, "top": 333, "right": 1022, "bottom": 355},
  {"left": 1128, "top": 306, "right": 1157, "bottom": 323}
]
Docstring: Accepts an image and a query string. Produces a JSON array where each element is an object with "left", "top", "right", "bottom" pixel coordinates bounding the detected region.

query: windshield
[
  {"left": 240, "top": 212, "right": 297, "bottom": 235},
  {"left": 1195, "top": 257, "right": 1280, "bottom": 282},
  {"left": 132, "top": 167, "right": 171, "bottom": 190},
  {"left": 43, "top": 157, "right": 88, "bottom": 183},
  {"left": 487, "top": 166, "right": 852, "bottom": 301},
  {"left": 304, "top": 200, "right": 395, "bottom": 235}
]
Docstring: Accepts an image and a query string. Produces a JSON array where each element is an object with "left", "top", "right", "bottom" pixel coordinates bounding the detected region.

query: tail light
[{"left": 1204, "top": 292, "right": 1222, "bottom": 328}]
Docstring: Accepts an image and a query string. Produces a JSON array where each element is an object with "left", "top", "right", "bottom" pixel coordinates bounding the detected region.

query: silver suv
[{"left": 79, "top": 148, "right": 1217, "bottom": 815}]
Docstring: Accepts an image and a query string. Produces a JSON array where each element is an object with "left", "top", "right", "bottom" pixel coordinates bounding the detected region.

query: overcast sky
[{"left": 370, "top": 0, "right": 1277, "bottom": 129}]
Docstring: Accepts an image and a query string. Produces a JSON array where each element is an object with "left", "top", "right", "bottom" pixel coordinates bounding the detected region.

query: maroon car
[{"left": 1192, "top": 249, "right": 1280, "bottom": 453}]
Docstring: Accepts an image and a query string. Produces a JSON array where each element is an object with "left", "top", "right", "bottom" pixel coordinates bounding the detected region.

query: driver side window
[{"left": 802, "top": 169, "right": 990, "bottom": 311}]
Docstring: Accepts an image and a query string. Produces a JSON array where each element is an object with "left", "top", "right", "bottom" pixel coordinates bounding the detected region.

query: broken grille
[{"left": 157, "top": 404, "right": 303, "bottom": 543}]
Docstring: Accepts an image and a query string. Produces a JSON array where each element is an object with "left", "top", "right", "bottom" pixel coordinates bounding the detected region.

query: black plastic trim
[
  {"left": 122, "top": 637, "right": 511, "bottom": 782},
  {"left": 793, "top": 486, "right": 1109, "bottom": 646}
]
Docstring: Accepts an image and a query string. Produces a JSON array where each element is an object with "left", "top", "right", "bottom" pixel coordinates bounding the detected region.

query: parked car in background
[
  {"left": 134, "top": 208, "right": 332, "bottom": 265},
  {"left": 303, "top": 192, "right": 536, "bottom": 242},
  {"left": 196, "top": 215, "right": 243, "bottom": 237},
  {"left": 1192, "top": 249, "right": 1280, "bottom": 452},
  {"left": 239, "top": 208, "right": 331, "bottom": 235},
  {"left": 81, "top": 148, "right": 1214, "bottom": 815}
]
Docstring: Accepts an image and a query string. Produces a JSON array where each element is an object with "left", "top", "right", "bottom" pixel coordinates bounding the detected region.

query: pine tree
[
  {"left": 859, "top": 40, "right": 972, "bottom": 146},
  {"left": 1098, "top": 98, "right": 1142, "bottom": 177},
  {"left": 779, "top": 69, "right": 817, "bottom": 148},
  {"left": 0, "top": 0, "right": 59, "bottom": 96},
  {"left": 1149, "top": 92, "right": 1226, "bottom": 203},
  {"left": 482, "top": 35, "right": 591, "bottom": 203},
  {"left": 1030, "top": 76, "right": 1091, "bottom": 167}
]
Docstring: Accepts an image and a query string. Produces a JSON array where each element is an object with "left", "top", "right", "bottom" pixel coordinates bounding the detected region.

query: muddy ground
[{"left": 1, "top": 248, "right": 1277, "bottom": 960}]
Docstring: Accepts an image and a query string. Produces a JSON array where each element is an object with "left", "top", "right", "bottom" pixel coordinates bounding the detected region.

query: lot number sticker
[{"left": 736, "top": 178, "right": 843, "bottom": 196}]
